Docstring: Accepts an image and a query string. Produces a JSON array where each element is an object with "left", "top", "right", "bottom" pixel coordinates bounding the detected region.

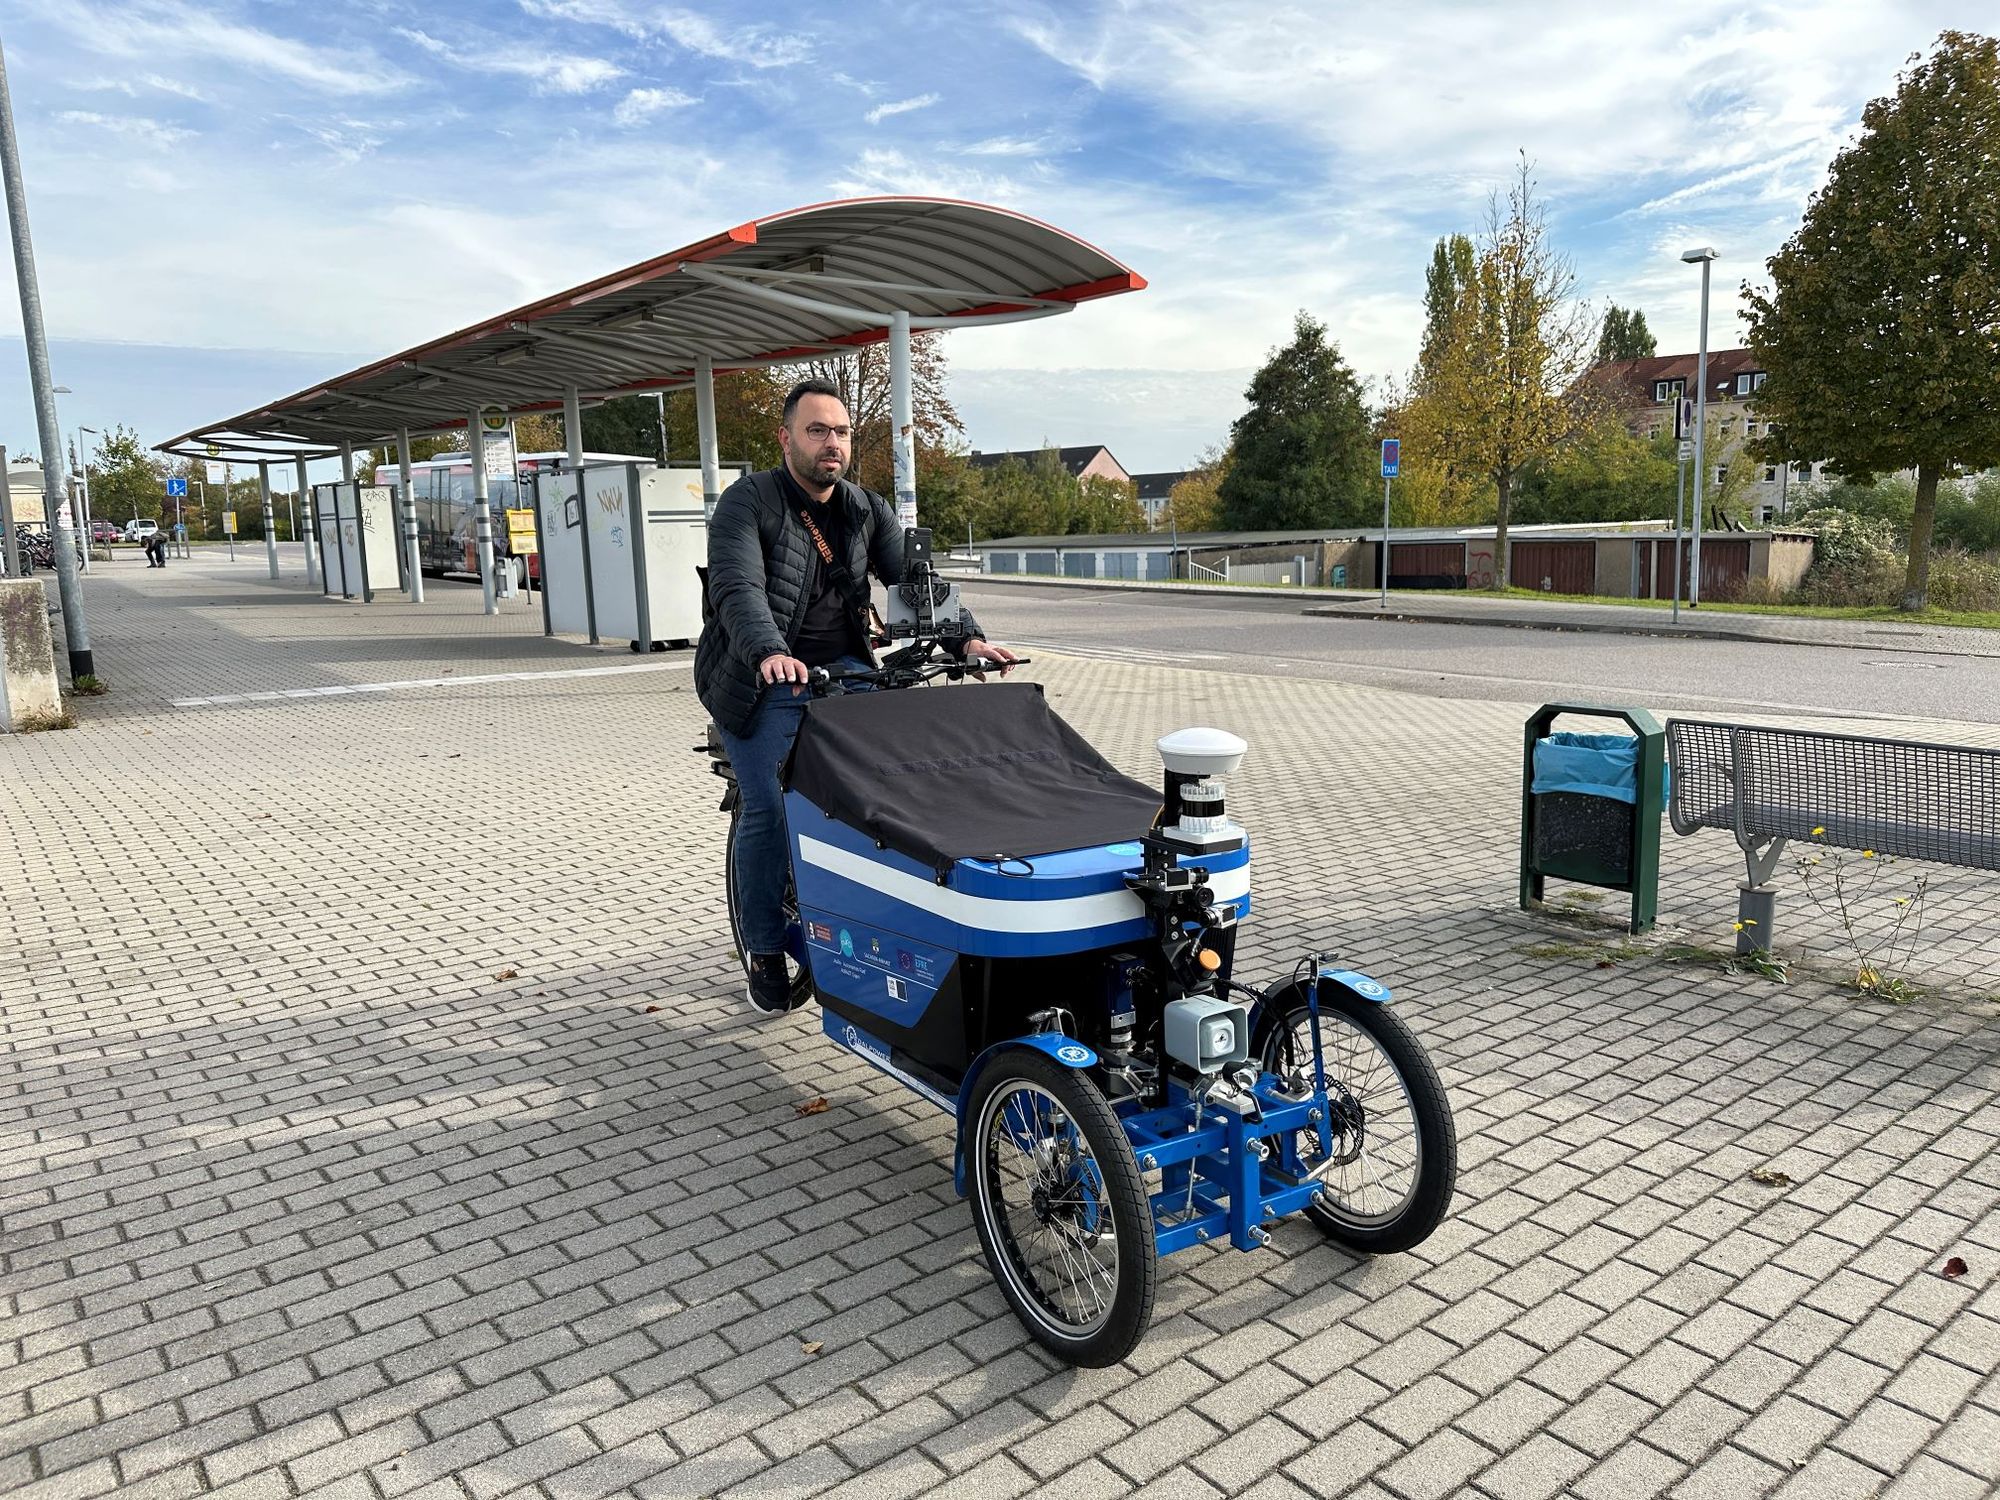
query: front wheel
[
  {"left": 967, "top": 1051, "right": 1156, "bottom": 1367},
  {"left": 1253, "top": 980, "right": 1456, "bottom": 1254},
  {"left": 723, "top": 810, "right": 810, "bottom": 1007}
]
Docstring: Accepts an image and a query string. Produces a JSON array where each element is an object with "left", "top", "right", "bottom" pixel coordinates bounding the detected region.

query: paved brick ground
[{"left": 3, "top": 554, "right": 1997, "bottom": 1498}]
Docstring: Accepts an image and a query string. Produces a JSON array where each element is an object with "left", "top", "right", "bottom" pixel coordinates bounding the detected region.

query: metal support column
[
  {"left": 564, "top": 383, "right": 598, "bottom": 645},
  {"left": 297, "top": 455, "right": 319, "bottom": 586},
  {"left": 0, "top": 443, "right": 19, "bottom": 579},
  {"left": 0, "top": 37, "right": 91, "bottom": 676},
  {"left": 1690, "top": 257, "right": 1713, "bottom": 607},
  {"left": 695, "top": 355, "right": 720, "bottom": 522},
  {"left": 889, "top": 308, "right": 917, "bottom": 530},
  {"left": 259, "top": 462, "right": 278, "bottom": 579},
  {"left": 397, "top": 426, "right": 423, "bottom": 603},
  {"left": 469, "top": 406, "right": 496, "bottom": 615}
]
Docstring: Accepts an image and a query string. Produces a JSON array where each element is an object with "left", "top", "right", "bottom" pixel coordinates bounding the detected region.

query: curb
[
  {"left": 1300, "top": 602, "right": 2000, "bottom": 659},
  {"left": 953, "top": 571, "right": 1999, "bottom": 660}
]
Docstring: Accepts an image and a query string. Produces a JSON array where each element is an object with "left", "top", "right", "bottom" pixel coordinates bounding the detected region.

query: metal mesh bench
[{"left": 1666, "top": 718, "right": 2000, "bottom": 949}]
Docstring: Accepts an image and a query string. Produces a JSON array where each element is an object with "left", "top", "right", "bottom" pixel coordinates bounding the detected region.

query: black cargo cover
[{"left": 783, "top": 682, "right": 1161, "bottom": 875}]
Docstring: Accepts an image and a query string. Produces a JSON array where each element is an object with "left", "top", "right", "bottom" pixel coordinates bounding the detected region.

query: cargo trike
[{"left": 700, "top": 531, "right": 1455, "bottom": 1365}]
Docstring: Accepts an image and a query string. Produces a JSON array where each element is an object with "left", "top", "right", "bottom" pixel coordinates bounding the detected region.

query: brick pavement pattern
[{"left": 3, "top": 554, "right": 1997, "bottom": 1499}]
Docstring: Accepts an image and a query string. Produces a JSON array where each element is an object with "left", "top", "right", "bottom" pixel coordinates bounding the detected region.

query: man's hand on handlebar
[
  {"left": 964, "top": 639, "right": 1020, "bottom": 677},
  {"left": 759, "top": 653, "right": 812, "bottom": 695}
]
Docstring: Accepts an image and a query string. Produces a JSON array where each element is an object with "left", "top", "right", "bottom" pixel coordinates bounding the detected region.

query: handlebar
[{"left": 804, "top": 654, "right": 1030, "bottom": 693}]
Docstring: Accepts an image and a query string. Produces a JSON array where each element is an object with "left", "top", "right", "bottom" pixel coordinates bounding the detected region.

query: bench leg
[{"left": 1736, "top": 883, "right": 1779, "bottom": 955}]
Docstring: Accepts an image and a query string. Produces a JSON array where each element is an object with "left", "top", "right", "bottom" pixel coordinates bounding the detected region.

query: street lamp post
[
  {"left": 1, "top": 41, "right": 94, "bottom": 681},
  {"left": 1681, "top": 246, "right": 1719, "bottom": 608}
]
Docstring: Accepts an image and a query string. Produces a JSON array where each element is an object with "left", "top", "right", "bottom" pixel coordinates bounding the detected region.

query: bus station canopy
[{"left": 158, "top": 197, "right": 1145, "bottom": 466}]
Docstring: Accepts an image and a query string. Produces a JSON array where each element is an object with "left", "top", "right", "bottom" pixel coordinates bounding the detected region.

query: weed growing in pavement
[
  {"left": 1794, "top": 829, "right": 1930, "bottom": 1000},
  {"left": 1724, "top": 948, "right": 1791, "bottom": 983},
  {"left": 71, "top": 674, "right": 107, "bottom": 695}
]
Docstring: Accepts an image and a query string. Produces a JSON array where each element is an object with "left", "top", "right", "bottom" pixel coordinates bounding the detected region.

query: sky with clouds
[{"left": 0, "top": 0, "right": 1989, "bottom": 474}]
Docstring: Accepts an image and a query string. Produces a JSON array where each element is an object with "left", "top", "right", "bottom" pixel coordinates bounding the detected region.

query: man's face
[{"left": 781, "top": 394, "right": 852, "bottom": 488}]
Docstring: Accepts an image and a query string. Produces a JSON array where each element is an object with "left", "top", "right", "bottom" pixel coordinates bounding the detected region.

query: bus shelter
[{"left": 157, "top": 198, "right": 1144, "bottom": 624}]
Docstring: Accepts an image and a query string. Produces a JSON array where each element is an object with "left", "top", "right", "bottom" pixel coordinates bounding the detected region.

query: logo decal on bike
[{"left": 1055, "top": 1044, "right": 1090, "bottom": 1065}]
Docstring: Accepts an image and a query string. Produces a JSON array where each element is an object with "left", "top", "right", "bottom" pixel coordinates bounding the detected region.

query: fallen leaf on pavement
[
  {"left": 1748, "top": 1168, "right": 1792, "bottom": 1187},
  {"left": 494, "top": 968, "right": 518, "bottom": 981},
  {"left": 800, "top": 1340, "right": 823, "bottom": 1355},
  {"left": 645, "top": 1005, "right": 660, "bottom": 1014},
  {"left": 795, "top": 1097, "right": 829, "bottom": 1117},
  {"left": 1942, "top": 1256, "right": 1968, "bottom": 1279}
]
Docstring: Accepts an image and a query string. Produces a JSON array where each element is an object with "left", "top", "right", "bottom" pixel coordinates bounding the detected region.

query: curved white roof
[{"left": 160, "top": 197, "right": 1144, "bottom": 464}]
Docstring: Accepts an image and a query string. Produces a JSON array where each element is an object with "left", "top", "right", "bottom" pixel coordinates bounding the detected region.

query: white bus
[{"left": 372, "top": 450, "right": 655, "bottom": 581}]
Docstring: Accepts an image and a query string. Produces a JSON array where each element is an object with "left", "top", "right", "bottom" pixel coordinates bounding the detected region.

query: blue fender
[
  {"left": 952, "top": 1034, "right": 1100, "bottom": 1197},
  {"left": 1318, "top": 967, "right": 1394, "bottom": 1004}
]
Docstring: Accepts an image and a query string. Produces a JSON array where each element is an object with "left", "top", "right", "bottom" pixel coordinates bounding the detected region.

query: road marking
[
  {"left": 172, "top": 659, "right": 691, "bottom": 708},
  {"left": 1005, "top": 638, "right": 1227, "bottom": 666}
]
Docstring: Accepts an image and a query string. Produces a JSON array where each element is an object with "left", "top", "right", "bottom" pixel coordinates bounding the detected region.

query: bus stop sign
[{"left": 1381, "top": 439, "right": 1400, "bottom": 478}]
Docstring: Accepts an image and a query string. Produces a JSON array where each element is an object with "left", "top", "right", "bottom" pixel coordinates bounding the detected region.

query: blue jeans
[{"left": 717, "top": 656, "right": 875, "bottom": 955}]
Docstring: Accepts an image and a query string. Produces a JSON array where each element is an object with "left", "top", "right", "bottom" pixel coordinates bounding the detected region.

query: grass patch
[
  {"left": 1521, "top": 940, "right": 1649, "bottom": 963},
  {"left": 70, "top": 674, "right": 107, "bottom": 696},
  {"left": 15, "top": 708, "right": 75, "bottom": 731},
  {"left": 1401, "top": 585, "right": 2000, "bottom": 631},
  {"left": 1659, "top": 941, "right": 1736, "bottom": 966}
]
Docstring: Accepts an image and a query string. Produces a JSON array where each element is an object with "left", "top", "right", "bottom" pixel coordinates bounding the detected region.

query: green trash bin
[{"left": 1519, "top": 704, "right": 1665, "bottom": 935}]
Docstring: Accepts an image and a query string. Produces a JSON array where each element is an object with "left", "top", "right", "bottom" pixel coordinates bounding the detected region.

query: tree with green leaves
[
  {"left": 1402, "top": 157, "right": 1601, "bottom": 582},
  {"left": 1216, "top": 312, "right": 1374, "bottom": 530},
  {"left": 1744, "top": 30, "right": 2000, "bottom": 611},
  {"left": 1162, "top": 445, "right": 1229, "bottom": 533},
  {"left": 1419, "top": 235, "right": 1477, "bottom": 382},
  {"left": 1513, "top": 418, "right": 1676, "bottom": 525},
  {"left": 1594, "top": 304, "right": 1657, "bottom": 363},
  {"left": 82, "top": 425, "right": 165, "bottom": 527}
]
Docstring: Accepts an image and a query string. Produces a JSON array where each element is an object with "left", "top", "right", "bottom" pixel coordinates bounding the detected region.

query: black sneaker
[{"left": 746, "top": 953, "right": 805, "bottom": 1015}]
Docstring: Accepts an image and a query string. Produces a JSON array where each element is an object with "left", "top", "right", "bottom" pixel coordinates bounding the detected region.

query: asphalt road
[{"left": 961, "top": 581, "right": 2000, "bottom": 725}]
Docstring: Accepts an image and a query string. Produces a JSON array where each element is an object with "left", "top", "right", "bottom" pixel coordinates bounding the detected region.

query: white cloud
[
  {"left": 613, "top": 86, "right": 697, "bottom": 127},
  {"left": 50, "top": 1, "right": 410, "bottom": 95},
  {"left": 140, "top": 74, "right": 210, "bottom": 102},
  {"left": 865, "top": 93, "right": 941, "bottom": 126},
  {"left": 516, "top": 0, "right": 813, "bottom": 66},
  {"left": 395, "top": 27, "right": 623, "bottom": 94},
  {"left": 57, "top": 110, "right": 192, "bottom": 147},
  {"left": 960, "top": 135, "right": 1060, "bottom": 158}
]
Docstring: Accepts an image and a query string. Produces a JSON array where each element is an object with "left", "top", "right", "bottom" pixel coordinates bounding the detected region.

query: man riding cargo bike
[
  {"left": 695, "top": 382, "right": 1456, "bottom": 1365},
  {"left": 696, "top": 379, "right": 1019, "bottom": 1015}
]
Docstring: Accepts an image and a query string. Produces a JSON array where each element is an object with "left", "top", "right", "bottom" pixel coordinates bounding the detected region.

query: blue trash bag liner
[{"left": 1532, "top": 731, "right": 1669, "bottom": 808}]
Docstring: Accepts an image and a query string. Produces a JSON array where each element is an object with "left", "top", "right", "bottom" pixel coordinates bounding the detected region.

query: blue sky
[{"left": 0, "top": 0, "right": 1988, "bottom": 476}]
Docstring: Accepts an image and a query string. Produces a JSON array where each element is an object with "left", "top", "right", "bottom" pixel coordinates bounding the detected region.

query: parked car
[
  {"left": 91, "top": 519, "right": 121, "bottom": 544},
  {"left": 124, "top": 518, "right": 160, "bottom": 544}
]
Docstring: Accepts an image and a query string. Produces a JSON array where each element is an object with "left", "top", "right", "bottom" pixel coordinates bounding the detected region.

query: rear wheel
[
  {"left": 1253, "top": 981, "right": 1456, "bottom": 1253},
  {"left": 724, "top": 810, "right": 811, "bottom": 1006},
  {"left": 966, "top": 1051, "right": 1155, "bottom": 1367}
]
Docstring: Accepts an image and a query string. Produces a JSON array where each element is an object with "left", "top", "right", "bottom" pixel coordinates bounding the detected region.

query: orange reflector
[{"left": 1197, "top": 949, "right": 1221, "bottom": 972}]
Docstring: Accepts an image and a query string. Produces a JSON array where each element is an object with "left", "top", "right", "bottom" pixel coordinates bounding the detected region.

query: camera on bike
[{"left": 881, "top": 527, "right": 969, "bottom": 642}]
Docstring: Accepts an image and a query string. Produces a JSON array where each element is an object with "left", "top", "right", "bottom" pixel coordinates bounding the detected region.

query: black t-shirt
[{"left": 783, "top": 470, "right": 864, "bottom": 667}]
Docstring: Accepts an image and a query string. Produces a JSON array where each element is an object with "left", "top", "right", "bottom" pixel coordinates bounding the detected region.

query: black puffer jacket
[{"left": 695, "top": 469, "right": 984, "bottom": 735}]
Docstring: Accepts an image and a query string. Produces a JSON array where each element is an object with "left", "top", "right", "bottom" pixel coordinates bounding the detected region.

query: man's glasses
[{"left": 802, "top": 423, "right": 852, "bottom": 442}]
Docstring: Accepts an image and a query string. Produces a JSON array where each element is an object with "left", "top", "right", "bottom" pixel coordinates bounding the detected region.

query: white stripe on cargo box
[{"left": 797, "top": 836, "right": 1250, "bottom": 934}]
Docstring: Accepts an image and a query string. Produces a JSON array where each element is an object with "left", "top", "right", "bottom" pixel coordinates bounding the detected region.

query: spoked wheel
[
  {"left": 1253, "top": 981, "right": 1456, "bottom": 1253},
  {"left": 967, "top": 1051, "right": 1155, "bottom": 1367},
  {"left": 723, "top": 810, "right": 811, "bottom": 1006}
]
